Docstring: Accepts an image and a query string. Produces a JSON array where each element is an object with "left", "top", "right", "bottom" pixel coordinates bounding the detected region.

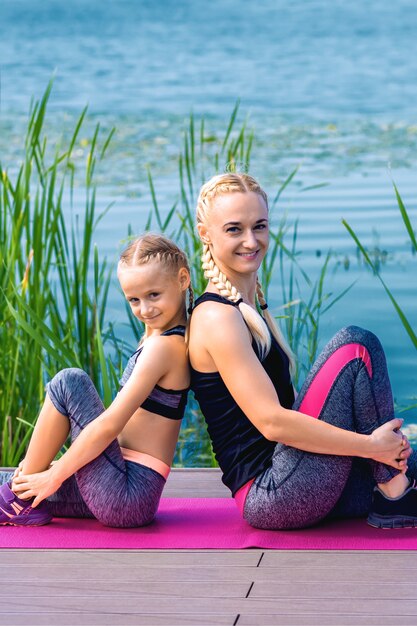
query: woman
[{"left": 188, "top": 172, "right": 417, "bottom": 530}]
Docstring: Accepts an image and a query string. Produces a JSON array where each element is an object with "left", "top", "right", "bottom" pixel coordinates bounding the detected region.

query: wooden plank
[
  {"left": 6, "top": 616, "right": 417, "bottom": 626},
  {"left": 163, "top": 468, "right": 228, "bottom": 498},
  {"left": 1, "top": 564, "right": 257, "bottom": 583},
  {"left": 3, "top": 595, "right": 417, "bottom": 615},
  {"left": 238, "top": 597, "right": 417, "bottom": 615},
  {"left": 3, "top": 614, "right": 236, "bottom": 626},
  {"left": 261, "top": 550, "right": 417, "bottom": 568},
  {"left": 0, "top": 581, "right": 249, "bottom": 598},
  {"left": 238, "top": 615, "right": 417, "bottom": 626},
  {"left": 251, "top": 565, "right": 417, "bottom": 583},
  {"left": 0, "top": 549, "right": 262, "bottom": 566},
  {"left": 2, "top": 563, "right": 416, "bottom": 584},
  {"left": 250, "top": 580, "right": 417, "bottom": 599}
]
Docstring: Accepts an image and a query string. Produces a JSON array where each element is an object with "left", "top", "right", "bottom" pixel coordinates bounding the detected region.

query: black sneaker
[{"left": 367, "top": 479, "right": 417, "bottom": 529}]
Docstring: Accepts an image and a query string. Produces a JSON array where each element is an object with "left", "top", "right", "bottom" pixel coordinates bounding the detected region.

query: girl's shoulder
[{"left": 142, "top": 329, "right": 187, "bottom": 358}]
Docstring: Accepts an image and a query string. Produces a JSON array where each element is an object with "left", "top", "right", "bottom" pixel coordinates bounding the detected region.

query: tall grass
[
  {"left": 343, "top": 183, "right": 417, "bottom": 351},
  {"left": 343, "top": 183, "right": 417, "bottom": 414},
  {"left": 0, "top": 84, "right": 121, "bottom": 465},
  {"left": 1, "top": 87, "right": 348, "bottom": 467}
]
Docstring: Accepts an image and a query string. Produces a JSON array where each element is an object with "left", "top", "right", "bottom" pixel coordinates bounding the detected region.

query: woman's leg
[
  {"left": 43, "top": 368, "right": 165, "bottom": 527},
  {"left": 244, "top": 326, "right": 417, "bottom": 529}
]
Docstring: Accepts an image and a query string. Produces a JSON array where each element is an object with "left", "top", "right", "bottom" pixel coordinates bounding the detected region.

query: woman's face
[{"left": 198, "top": 191, "right": 269, "bottom": 276}]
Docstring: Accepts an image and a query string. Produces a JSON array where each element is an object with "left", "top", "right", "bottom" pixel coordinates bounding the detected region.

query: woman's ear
[{"left": 197, "top": 222, "right": 211, "bottom": 244}]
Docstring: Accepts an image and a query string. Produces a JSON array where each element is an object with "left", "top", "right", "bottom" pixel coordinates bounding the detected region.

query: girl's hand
[
  {"left": 12, "top": 460, "right": 24, "bottom": 480},
  {"left": 368, "top": 418, "right": 411, "bottom": 470},
  {"left": 13, "top": 467, "right": 62, "bottom": 508}
]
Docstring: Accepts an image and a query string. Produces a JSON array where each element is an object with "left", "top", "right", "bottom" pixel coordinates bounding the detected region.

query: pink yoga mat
[{"left": 1, "top": 498, "right": 417, "bottom": 550}]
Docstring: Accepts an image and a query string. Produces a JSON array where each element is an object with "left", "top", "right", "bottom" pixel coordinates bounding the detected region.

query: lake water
[{"left": 1, "top": 0, "right": 417, "bottom": 425}]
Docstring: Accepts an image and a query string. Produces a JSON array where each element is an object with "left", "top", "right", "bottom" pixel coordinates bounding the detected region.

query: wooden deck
[{"left": 1, "top": 468, "right": 417, "bottom": 625}]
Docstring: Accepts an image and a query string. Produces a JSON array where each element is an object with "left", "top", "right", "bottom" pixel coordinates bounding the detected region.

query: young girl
[
  {"left": 0, "top": 233, "right": 192, "bottom": 528},
  {"left": 188, "top": 172, "right": 417, "bottom": 530}
]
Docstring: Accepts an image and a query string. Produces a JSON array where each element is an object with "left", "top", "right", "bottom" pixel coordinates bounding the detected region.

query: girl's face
[
  {"left": 198, "top": 191, "right": 269, "bottom": 277},
  {"left": 118, "top": 260, "right": 189, "bottom": 333}
]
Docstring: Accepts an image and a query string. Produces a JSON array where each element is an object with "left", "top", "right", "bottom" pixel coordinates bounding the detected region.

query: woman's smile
[{"left": 236, "top": 250, "right": 260, "bottom": 259}]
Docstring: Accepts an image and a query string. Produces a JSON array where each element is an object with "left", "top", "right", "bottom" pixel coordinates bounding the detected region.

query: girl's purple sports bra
[{"left": 118, "top": 325, "right": 189, "bottom": 421}]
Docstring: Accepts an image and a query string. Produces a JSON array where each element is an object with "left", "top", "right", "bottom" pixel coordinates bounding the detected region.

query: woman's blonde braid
[
  {"left": 256, "top": 277, "right": 269, "bottom": 311},
  {"left": 201, "top": 244, "right": 242, "bottom": 303}
]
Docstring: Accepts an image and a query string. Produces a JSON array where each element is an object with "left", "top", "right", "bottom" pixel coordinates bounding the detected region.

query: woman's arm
[
  {"left": 14, "top": 336, "right": 179, "bottom": 503},
  {"left": 195, "top": 304, "right": 408, "bottom": 468}
]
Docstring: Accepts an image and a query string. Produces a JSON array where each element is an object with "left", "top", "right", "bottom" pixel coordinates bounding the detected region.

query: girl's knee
[
  {"left": 49, "top": 368, "right": 92, "bottom": 398},
  {"left": 47, "top": 368, "right": 93, "bottom": 416},
  {"left": 51, "top": 368, "right": 90, "bottom": 386}
]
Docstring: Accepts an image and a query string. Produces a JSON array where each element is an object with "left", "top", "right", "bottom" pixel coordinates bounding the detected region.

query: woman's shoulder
[
  {"left": 192, "top": 294, "right": 242, "bottom": 327},
  {"left": 191, "top": 294, "right": 252, "bottom": 355}
]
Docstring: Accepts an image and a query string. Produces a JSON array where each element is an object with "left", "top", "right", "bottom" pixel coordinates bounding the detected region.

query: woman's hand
[
  {"left": 368, "top": 418, "right": 411, "bottom": 470},
  {"left": 13, "top": 467, "right": 62, "bottom": 508}
]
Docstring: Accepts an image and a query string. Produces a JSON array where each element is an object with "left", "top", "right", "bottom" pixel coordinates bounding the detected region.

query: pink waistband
[
  {"left": 120, "top": 447, "right": 171, "bottom": 480},
  {"left": 233, "top": 478, "right": 255, "bottom": 514}
]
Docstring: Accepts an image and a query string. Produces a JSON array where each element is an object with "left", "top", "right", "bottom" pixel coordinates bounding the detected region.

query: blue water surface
[{"left": 1, "top": 0, "right": 417, "bottom": 425}]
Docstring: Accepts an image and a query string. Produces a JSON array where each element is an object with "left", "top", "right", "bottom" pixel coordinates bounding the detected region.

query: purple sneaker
[{"left": 0, "top": 482, "right": 52, "bottom": 526}]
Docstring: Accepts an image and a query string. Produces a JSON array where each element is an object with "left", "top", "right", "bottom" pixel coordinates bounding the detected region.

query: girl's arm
[
  {"left": 195, "top": 304, "right": 408, "bottom": 469},
  {"left": 14, "top": 336, "right": 179, "bottom": 504}
]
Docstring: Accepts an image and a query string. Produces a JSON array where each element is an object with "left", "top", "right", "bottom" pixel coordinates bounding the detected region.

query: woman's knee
[{"left": 334, "top": 325, "right": 379, "bottom": 347}]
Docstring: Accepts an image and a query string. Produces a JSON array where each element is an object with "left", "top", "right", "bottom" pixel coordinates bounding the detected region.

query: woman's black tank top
[{"left": 190, "top": 293, "right": 294, "bottom": 495}]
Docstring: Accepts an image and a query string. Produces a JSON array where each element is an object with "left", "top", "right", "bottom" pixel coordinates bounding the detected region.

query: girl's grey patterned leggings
[
  {"left": 2, "top": 369, "right": 166, "bottom": 528},
  {"left": 244, "top": 326, "right": 417, "bottom": 529}
]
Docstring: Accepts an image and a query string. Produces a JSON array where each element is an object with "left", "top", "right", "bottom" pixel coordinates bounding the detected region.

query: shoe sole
[
  {"left": 367, "top": 513, "right": 417, "bottom": 529},
  {"left": 0, "top": 519, "right": 52, "bottom": 527}
]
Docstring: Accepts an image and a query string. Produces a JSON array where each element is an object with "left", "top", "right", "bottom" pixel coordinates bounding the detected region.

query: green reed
[
  {"left": 0, "top": 83, "right": 121, "bottom": 465},
  {"left": 343, "top": 182, "right": 417, "bottom": 414},
  {"left": 344, "top": 183, "right": 417, "bottom": 352}
]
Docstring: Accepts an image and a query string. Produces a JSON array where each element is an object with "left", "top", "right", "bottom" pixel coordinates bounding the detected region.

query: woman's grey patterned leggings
[
  {"left": 1, "top": 368, "right": 166, "bottom": 528},
  {"left": 244, "top": 326, "right": 417, "bottom": 529}
]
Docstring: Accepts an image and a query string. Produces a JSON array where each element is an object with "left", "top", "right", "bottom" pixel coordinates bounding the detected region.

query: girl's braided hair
[
  {"left": 119, "top": 233, "right": 194, "bottom": 338},
  {"left": 197, "top": 173, "right": 293, "bottom": 367}
]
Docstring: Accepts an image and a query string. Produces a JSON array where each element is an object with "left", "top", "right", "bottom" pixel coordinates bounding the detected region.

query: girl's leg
[
  {"left": 45, "top": 368, "right": 165, "bottom": 527},
  {"left": 244, "top": 326, "right": 416, "bottom": 529},
  {"left": 0, "top": 469, "right": 94, "bottom": 518},
  {"left": 17, "top": 396, "right": 70, "bottom": 477},
  {"left": 0, "top": 392, "right": 94, "bottom": 519},
  {"left": 47, "top": 475, "right": 95, "bottom": 518},
  {"left": 13, "top": 396, "right": 95, "bottom": 517}
]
